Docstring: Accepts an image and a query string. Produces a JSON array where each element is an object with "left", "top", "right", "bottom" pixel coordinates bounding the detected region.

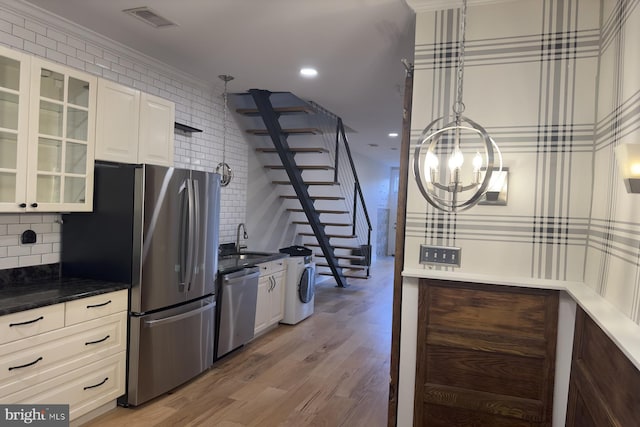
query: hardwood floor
[{"left": 84, "top": 257, "right": 394, "bottom": 427}]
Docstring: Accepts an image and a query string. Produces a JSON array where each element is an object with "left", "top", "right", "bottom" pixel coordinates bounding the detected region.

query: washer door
[{"left": 298, "top": 265, "right": 315, "bottom": 303}]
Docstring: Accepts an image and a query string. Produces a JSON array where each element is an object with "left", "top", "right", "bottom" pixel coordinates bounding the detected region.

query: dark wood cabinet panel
[
  {"left": 414, "top": 280, "right": 558, "bottom": 427},
  {"left": 566, "top": 307, "right": 640, "bottom": 427}
]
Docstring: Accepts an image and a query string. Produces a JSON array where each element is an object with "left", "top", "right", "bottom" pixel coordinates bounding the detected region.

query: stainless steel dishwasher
[{"left": 216, "top": 266, "right": 260, "bottom": 359}]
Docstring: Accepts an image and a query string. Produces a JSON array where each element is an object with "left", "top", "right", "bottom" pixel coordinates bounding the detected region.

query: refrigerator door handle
[
  {"left": 184, "top": 178, "right": 196, "bottom": 289},
  {"left": 190, "top": 178, "right": 201, "bottom": 291},
  {"left": 142, "top": 301, "right": 215, "bottom": 328}
]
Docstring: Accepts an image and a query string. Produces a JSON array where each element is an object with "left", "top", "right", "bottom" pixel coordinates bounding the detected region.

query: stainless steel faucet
[{"left": 236, "top": 223, "right": 248, "bottom": 253}]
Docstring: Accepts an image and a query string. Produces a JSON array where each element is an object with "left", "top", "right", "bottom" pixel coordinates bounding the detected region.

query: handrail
[{"left": 337, "top": 118, "right": 372, "bottom": 237}]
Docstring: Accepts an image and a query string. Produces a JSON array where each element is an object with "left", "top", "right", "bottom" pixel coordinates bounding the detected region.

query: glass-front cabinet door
[
  {"left": 0, "top": 46, "right": 30, "bottom": 212},
  {"left": 27, "top": 58, "right": 96, "bottom": 211}
]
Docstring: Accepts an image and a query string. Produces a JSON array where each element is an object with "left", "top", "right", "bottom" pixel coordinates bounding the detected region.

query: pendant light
[
  {"left": 216, "top": 74, "right": 234, "bottom": 186},
  {"left": 413, "top": 0, "right": 502, "bottom": 212}
]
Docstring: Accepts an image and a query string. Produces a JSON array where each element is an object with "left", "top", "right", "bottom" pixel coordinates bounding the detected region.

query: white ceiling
[{"left": 21, "top": 0, "right": 420, "bottom": 166}]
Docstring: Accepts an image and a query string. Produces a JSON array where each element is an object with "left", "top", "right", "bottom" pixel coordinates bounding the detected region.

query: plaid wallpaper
[{"left": 405, "top": 0, "right": 640, "bottom": 323}]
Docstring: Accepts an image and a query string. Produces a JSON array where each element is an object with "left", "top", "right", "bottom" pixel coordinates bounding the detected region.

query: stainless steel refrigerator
[{"left": 61, "top": 161, "right": 220, "bottom": 406}]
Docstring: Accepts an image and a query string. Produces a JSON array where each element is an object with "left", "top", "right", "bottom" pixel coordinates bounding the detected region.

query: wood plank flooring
[{"left": 84, "top": 257, "right": 394, "bottom": 427}]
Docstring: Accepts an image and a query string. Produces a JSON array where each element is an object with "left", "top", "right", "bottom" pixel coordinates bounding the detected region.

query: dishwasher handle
[{"left": 222, "top": 267, "right": 260, "bottom": 283}]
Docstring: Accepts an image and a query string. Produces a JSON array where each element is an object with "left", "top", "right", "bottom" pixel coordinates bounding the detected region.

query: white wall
[{"left": 0, "top": 0, "right": 249, "bottom": 269}]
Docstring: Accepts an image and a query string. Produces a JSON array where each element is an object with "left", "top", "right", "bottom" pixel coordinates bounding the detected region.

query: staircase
[{"left": 232, "top": 89, "right": 372, "bottom": 287}]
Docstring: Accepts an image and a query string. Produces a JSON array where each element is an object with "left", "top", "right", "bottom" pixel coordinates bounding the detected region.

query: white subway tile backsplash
[
  {"left": 0, "top": 3, "right": 249, "bottom": 270},
  {"left": 19, "top": 254, "right": 42, "bottom": 267},
  {"left": 8, "top": 245, "right": 30, "bottom": 257}
]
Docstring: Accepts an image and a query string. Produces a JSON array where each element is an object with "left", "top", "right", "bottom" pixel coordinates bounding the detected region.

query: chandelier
[{"left": 413, "top": 0, "right": 502, "bottom": 212}]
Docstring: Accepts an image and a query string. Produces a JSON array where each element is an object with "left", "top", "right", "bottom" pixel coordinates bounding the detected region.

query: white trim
[
  {"left": 405, "top": 0, "right": 519, "bottom": 12},
  {"left": 5, "top": 0, "right": 213, "bottom": 91}
]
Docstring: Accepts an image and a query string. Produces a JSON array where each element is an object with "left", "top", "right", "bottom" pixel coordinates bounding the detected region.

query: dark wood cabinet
[
  {"left": 414, "top": 280, "right": 559, "bottom": 427},
  {"left": 565, "top": 307, "right": 640, "bottom": 427}
]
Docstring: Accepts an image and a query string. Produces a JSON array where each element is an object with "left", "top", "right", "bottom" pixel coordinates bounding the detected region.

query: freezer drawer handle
[
  {"left": 143, "top": 301, "right": 215, "bottom": 328},
  {"left": 9, "top": 316, "right": 44, "bottom": 327},
  {"left": 86, "top": 300, "right": 112, "bottom": 309},
  {"left": 83, "top": 377, "right": 109, "bottom": 390},
  {"left": 8, "top": 356, "right": 43, "bottom": 371},
  {"left": 85, "top": 335, "right": 110, "bottom": 346}
]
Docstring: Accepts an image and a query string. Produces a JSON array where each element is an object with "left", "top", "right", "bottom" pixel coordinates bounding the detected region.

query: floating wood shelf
[
  {"left": 174, "top": 122, "right": 203, "bottom": 133},
  {"left": 247, "top": 128, "right": 322, "bottom": 135},
  {"left": 237, "top": 105, "right": 314, "bottom": 116}
]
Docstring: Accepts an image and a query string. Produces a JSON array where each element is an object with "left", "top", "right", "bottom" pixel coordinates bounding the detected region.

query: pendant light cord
[
  {"left": 453, "top": 0, "right": 468, "bottom": 119},
  {"left": 222, "top": 78, "right": 229, "bottom": 164}
]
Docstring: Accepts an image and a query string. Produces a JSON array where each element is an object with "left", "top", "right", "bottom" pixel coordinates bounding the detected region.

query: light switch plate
[{"left": 419, "top": 244, "right": 461, "bottom": 267}]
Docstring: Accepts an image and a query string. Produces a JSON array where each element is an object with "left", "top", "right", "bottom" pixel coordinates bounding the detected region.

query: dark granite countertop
[
  {"left": 0, "top": 264, "right": 129, "bottom": 316},
  {"left": 218, "top": 252, "right": 288, "bottom": 275}
]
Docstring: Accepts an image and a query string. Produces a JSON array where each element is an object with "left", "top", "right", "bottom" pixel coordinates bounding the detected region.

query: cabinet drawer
[
  {"left": 65, "top": 289, "right": 128, "bottom": 325},
  {"left": 0, "top": 304, "right": 65, "bottom": 345},
  {"left": 257, "top": 259, "right": 287, "bottom": 276},
  {"left": 3, "top": 351, "right": 126, "bottom": 421},
  {"left": 0, "top": 312, "right": 126, "bottom": 398}
]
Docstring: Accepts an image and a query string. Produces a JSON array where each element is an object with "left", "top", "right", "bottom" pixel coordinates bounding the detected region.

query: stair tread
[
  {"left": 273, "top": 181, "right": 340, "bottom": 186},
  {"left": 299, "top": 232, "right": 357, "bottom": 238},
  {"left": 314, "top": 253, "right": 365, "bottom": 260},
  {"left": 319, "top": 272, "right": 368, "bottom": 279},
  {"left": 256, "top": 147, "right": 328, "bottom": 153},
  {"left": 237, "top": 105, "right": 313, "bottom": 116},
  {"left": 281, "top": 195, "right": 344, "bottom": 200},
  {"left": 305, "top": 243, "right": 360, "bottom": 250},
  {"left": 316, "top": 263, "right": 368, "bottom": 270},
  {"left": 293, "top": 221, "right": 352, "bottom": 226},
  {"left": 287, "top": 209, "right": 349, "bottom": 214},
  {"left": 265, "top": 165, "right": 334, "bottom": 170},
  {"left": 247, "top": 127, "right": 322, "bottom": 135}
]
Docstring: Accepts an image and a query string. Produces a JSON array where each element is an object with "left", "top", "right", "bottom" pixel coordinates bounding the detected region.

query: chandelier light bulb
[
  {"left": 472, "top": 151, "right": 483, "bottom": 171},
  {"left": 448, "top": 148, "right": 464, "bottom": 171},
  {"left": 425, "top": 151, "right": 439, "bottom": 182}
]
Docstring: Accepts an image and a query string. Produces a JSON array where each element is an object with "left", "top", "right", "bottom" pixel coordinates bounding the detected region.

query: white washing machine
[{"left": 281, "top": 255, "right": 315, "bottom": 325}]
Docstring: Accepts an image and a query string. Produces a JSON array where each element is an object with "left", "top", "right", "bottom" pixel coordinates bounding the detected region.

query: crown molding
[
  {"left": 405, "top": 0, "right": 517, "bottom": 13},
  {"left": 2, "top": 0, "right": 214, "bottom": 91}
]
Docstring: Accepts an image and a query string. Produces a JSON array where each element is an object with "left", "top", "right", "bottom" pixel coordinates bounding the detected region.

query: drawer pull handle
[
  {"left": 8, "top": 356, "right": 43, "bottom": 371},
  {"left": 86, "top": 300, "right": 111, "bottom": 309},
  {"left": 84, "top": 377, "right": 108, "bottom": 390},
  {"left": 9, "top": 316, "right": 44, "bottom": 327},
  {"left": 85, "top": 335, "right": 110, "bottom": 346}
]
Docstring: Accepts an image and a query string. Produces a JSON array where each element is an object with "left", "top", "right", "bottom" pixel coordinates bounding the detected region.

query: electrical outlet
[{"left": 419, "top": 245, "right": 461, "bottom": 267}]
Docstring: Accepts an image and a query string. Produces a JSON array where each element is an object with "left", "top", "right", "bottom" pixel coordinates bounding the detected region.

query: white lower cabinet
[
  {"left": 0, "top": 289, "right": 127, "bottom": 422},
  {"left": 254, "top": 259, "right": 286, "bottom": 336}
]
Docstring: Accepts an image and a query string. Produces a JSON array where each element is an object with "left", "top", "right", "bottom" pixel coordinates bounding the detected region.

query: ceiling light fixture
[
  {"left": 388, "top": 132, "right": 399, "bottom": 137},
  {"left": 412, "top": 0, "right": 502, "bottom": 212},
  {"left": 300, "top": 67, "right": 318, "bottom": 78}
]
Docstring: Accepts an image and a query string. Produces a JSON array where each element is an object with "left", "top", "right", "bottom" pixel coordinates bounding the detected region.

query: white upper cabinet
[
  {"left": 27, "top": 58, "right": 96, "bottom": 212},
  {"left": 0, "top": 46, "right": 30, "bottom": 212},
  {"left": 138, "top": 92, "right": 174, "bottom": 166},
  {"left": 95, "top": 79, "right": 140, "bottom": 164},
  {"left": 0, "top": 46, "right": 96, "bottom": 213},
  {"left": 95, "top": 80, "right": 174, "bottom": 166}
]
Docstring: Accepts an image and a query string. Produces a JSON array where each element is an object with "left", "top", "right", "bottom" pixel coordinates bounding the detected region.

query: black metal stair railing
[{"left": 249, "top": 89, "right": 349, "bottom": 288}]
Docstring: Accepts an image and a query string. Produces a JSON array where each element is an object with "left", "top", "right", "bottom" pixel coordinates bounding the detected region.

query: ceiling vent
[{"left": 123, "top": 7, "right": 177, "bottom": 28}]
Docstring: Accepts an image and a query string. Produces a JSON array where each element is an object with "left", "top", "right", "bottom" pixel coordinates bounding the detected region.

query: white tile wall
[{"left": 0, "top": 0, "right": 249, "bottom": 268}]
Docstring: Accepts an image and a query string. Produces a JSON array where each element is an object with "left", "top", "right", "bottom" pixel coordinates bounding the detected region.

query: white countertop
[{"left": 403, "top": 268, "right": 640, "bottom": 372}]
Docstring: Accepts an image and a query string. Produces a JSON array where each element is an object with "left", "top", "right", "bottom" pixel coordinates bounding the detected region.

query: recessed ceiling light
[
  {"left": 388, "top": 132, "right": 399, "bottom": 137},
  {"left": 300, "top": 68, "right": 318, "bottom": 78},
  {"left": 368, "top": 143, "right": 379, "bottom": 147}
]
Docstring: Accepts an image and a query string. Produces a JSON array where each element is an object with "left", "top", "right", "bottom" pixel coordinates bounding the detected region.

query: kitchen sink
[{"left": 218, "top": 251, "right": 286, "bottom": 273}]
